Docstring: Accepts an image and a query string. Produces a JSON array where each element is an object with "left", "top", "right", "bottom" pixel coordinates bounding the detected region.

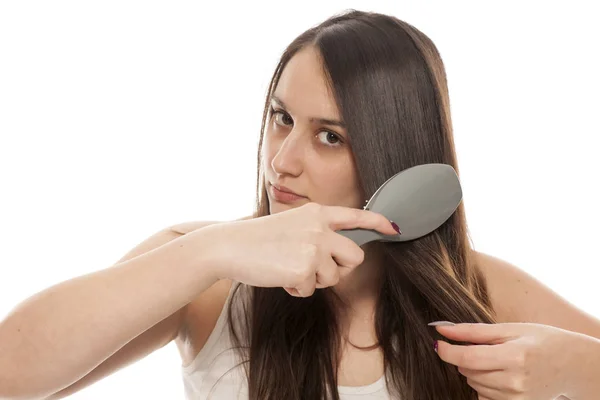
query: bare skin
[
  {"left": 177, "top": 46, "right": 600, "bottom": 391},
  {"left": 175, "top": 247, "right": 386, "bottom": 388},
  {"left": 177, "top": 46, "right": 600, "bottom": 390},
  {"left": 258, "top": 45, "right": 386, "bottom": 385},
  {"left": 2, "top": 44, "right": 599, "bottom": 399}
]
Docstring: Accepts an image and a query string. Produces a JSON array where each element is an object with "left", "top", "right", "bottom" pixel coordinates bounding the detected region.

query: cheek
[{"left": 318, "top": 163, "right": 362, "bottom": 206}]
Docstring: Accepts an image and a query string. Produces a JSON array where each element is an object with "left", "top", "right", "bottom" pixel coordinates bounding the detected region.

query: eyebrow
[{"left": 271, "top": 95, "right": 346, "bottom": 129}]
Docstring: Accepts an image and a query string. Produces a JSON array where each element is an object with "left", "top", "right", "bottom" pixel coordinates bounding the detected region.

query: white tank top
[{"left": 181, "top": 283, "right": 391, "bottom": 399}]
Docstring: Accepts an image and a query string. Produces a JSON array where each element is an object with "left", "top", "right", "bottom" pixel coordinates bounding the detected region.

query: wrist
[{"left": 189, "top": 223, "right": 233, "bottom": 282}]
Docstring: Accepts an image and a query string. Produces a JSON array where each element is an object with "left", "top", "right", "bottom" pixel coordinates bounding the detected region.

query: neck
[{"left": 330, "top": 243, "right": 384, "bottom": 338}]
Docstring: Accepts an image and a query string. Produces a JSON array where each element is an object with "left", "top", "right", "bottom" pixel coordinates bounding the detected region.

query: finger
[
  {"left": 295, "top": 272, "right": 317, "bottom": 298},
  {"left": 327, "top": 231, "right": 365, "bottom": 269},
  {"left": 436, "top": 340, "right": 510, "bottom": 370},
  {"left": 315, "top": 233, "right": 358, "bottom": 288},
  {"left": 467, "top": 380, "right": 506, "bottom": 400},
  {"left": 322, "top": 205, "right": 399, "bottom": 236},
  {"left": 315, "top": 256, "right": 340, "bottom": 288},
  {"left": 433, "top": 323, "right": 524, "bottom": 345},
  {"left": 284, "top": 287, "right": 301, "bottom": 296},
  {"left": 458, "top": 367, "right": 506, "bottom": 390},
  {"left": 460, "top": 367, "right": 529, "bottom": 395}
]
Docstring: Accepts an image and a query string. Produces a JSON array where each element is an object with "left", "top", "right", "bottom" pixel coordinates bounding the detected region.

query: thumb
[
  {"left": 324, "top": 206, "right": 400, "bottom": 236},
  {"left": 430, "top": 322, "right": 524, "bottom": 345}
]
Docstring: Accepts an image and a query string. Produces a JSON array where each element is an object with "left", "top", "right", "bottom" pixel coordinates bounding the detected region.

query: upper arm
[
  {"left": 48, "top": 216, "right": 255, "bottom": 398},
  {"left": 475, "top": 251, "right": 600, "bottom": 340},
  {"left": 46, "top": 224, "right": 211, "bottom": 399}
]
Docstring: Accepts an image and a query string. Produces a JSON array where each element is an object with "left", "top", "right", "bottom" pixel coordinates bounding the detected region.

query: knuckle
[
  {"left": 323, "top": 268, "right": 340, "bottom": 286},
  {"left": 288, "top": 269, "right": 304, "bottom": 285},
  {"left": 354, "top": 248, "right": 365, "bottom": 265},
  {"left": 346, "top": 249, "right": 364, "bottom": 268},
  {"left": 331, "top": 273, "right": 340, "bottom": 286},
  {"left": 291, "top": 267, "right": 312, "bottom": 284},
  {"left": 303, "top": 251, "right": 319, "bottom": 275},
  {"left": 310, "top": 255, "right": 322, "bottom": 272},
  {"left": 311, "top": 226, "right": 327, "bottom": 240},
  {"left": 312, "top": 223, "right": 327, "bottom": 236},
  {"left": 294, "top": 267, "right": 310, "bottom": 283},
  {"left": 303, "top": 259, "right": 318, "bottom": 279},
  {"left": 303, "top": 268, "right": 314, "bottom": 281},
  {"left": 305, "top": 201, "right": 322, "bottom": 214},
  {"left": 304, "top": 243, "right": 319, "bottom": 261},
  {"left": 508, "top": 375, "right": 526, "bottom": 393}
]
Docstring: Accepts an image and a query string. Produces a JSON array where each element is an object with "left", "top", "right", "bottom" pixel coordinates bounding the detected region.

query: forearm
[
  {"left": 564, "top": 331, "right": 600, "bottom": 399},
  {"left": 0, "top": 230, "right": 218, "bottom": 398}
]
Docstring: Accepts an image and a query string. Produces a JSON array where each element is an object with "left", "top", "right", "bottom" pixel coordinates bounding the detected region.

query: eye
[
  {"left": 269, "top": 106, "right": 344, "bottom": 147},
  {"left": 271, "top": 108, "right": 293, "bottom": 126},
  {"left": 316, "top": 131, "right": 343, "bottom": 147}
]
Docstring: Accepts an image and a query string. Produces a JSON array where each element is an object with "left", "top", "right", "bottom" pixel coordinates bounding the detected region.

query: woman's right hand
[{"left": 196, "top": 202, "right": 400, "bottom": 297}]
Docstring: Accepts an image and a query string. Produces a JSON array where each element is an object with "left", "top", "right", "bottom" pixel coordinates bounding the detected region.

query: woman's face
[{"left": 262, "top": 46, "right": 363, "bottom": 214}]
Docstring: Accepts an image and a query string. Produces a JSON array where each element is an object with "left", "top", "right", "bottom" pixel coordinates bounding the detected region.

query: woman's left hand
[{"left": 431, "top": 322, "right": 578, "bottom": 400}]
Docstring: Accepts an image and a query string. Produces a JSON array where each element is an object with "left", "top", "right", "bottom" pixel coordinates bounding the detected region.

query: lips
[
  {"left": 272, "top": 183, "right": 302, "bottom": 197},
  {"left": 269, "top": 183, "right": 306, "bottom": 203}
]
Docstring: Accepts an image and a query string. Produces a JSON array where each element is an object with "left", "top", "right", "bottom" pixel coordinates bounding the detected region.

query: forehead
[{"left": 273, "top": 46, "right": 341, "bottom": 119}]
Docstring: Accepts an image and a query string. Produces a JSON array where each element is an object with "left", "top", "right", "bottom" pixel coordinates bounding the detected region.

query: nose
[{"left": 270, "top": 128, "right": 306, "bottom": 177}]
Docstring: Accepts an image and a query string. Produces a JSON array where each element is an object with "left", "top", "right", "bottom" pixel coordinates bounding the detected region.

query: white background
[{"left": 1, "top": 1, "right": 598, "bottom": 399}]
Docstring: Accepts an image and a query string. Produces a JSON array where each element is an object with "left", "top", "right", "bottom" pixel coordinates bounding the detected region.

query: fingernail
[
  {"left": 428, "top": 321, "right": 456, "bottom": 326},
  {"left": 433, "top": 340, "right": 438, "bottom": 353},
  {"left": 390, "top": 220, "right": 402, "bottom": 234}
]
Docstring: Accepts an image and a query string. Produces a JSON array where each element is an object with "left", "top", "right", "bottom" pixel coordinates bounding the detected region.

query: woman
[{"left": 0, "top": 9, "right": 598, "bottom": 400}]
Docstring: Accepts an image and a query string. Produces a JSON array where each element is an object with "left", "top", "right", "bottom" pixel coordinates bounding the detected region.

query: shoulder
[
  {"left": 472, "top": 251, "right": 525, "bottom": 322},
  {"left": 473, "top": 250, "right": 600, "bottom": 339}
]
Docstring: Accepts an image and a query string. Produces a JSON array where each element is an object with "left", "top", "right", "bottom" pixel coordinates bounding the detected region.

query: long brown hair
[{"left": 227, "top": 9, "right": 496, "bottom": 399}]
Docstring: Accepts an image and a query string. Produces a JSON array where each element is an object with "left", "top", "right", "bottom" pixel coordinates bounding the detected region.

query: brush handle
[{"left": 336, "top": 229, "right": 382, "bottom": 247}]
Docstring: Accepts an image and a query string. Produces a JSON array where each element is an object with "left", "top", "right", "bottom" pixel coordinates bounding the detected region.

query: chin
[
  {"left": 267, "top": 196, "right": 311, "bottom": 213},
  {"left": 268, "top": 201, "right": 298, "bottom": 214}
]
